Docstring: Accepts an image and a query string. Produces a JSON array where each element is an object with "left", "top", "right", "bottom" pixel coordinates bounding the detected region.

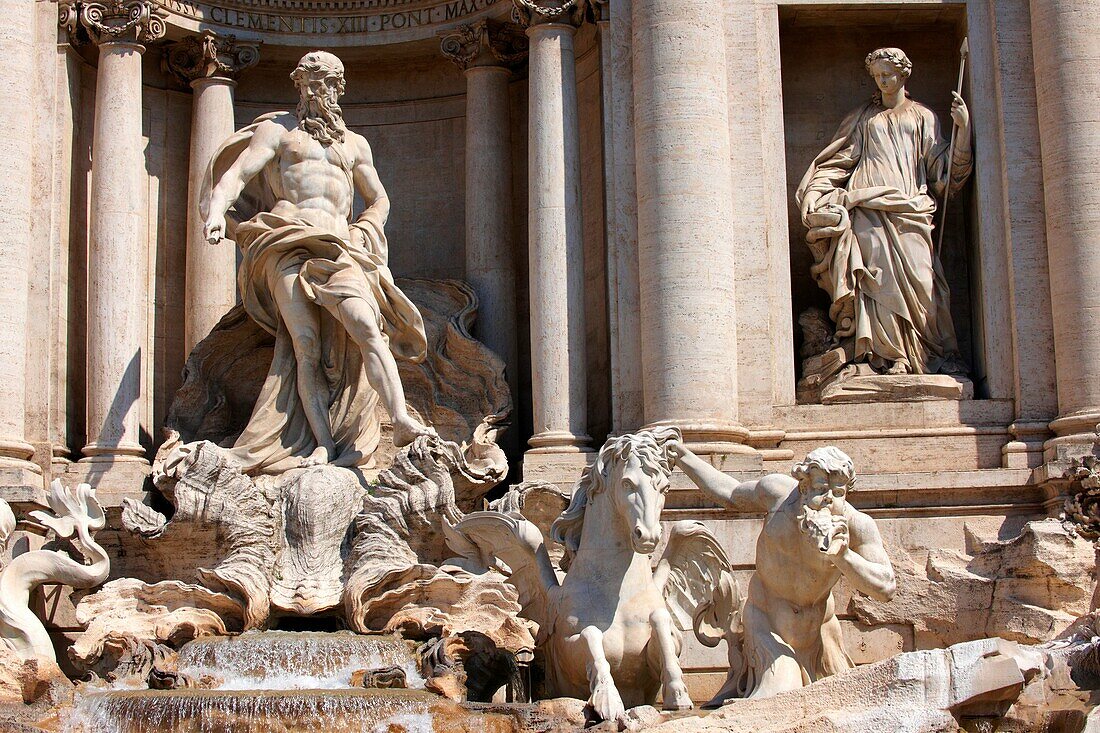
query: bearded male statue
[
  {"left": 669, "top": 442, "right": 895, "bottom": 703},
  {"left": 201, "top": 51, "right": 434, "bottom": 474}
]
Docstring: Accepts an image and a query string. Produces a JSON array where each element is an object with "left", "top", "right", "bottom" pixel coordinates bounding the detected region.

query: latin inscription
[{"left": 160, "top": 0, "right": 498, "bottom": 35}]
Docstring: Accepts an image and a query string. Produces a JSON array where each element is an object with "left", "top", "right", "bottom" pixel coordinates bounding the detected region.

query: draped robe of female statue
[{"left": 796, "top": 96, "right": 972, "bottom": 375}]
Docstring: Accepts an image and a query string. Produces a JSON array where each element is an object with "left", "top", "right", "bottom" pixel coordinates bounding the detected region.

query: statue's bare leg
[
  {"left": 331, "top": 296, "right": 434, "bottom": 447},
  {"left": 272, "top": 271, "right": 337, "bottom": 466},
  {"left": 646, "top": 607, "right": 693, "bottom": 710}
]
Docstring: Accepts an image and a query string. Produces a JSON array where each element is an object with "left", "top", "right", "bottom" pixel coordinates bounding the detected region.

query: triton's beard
[{"left": 297, "top": 90, "right": 346, "bottom": 145}]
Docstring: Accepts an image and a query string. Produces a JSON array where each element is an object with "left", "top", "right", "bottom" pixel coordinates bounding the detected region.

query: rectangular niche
[{"left": 779, "top": 5, "right": 980, "bottom": 403}]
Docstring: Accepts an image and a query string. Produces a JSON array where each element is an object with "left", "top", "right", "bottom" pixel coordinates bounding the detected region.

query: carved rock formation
[
  {"left": 71, "top": 578, "right": 245, "bottom": 676},
  {"left": 849, "top": 520, "right": 1094, "bottom": 648},
  {"left": 648, "top": 638, "right": 1043, "bottom": 733}
]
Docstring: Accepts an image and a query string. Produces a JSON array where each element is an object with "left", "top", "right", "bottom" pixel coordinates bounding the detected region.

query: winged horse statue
[{"left": 443, "top": 426, "right": 732, "bottom": 722}]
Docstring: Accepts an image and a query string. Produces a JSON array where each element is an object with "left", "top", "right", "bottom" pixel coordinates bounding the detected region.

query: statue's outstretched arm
[{"left": 668, "top": 441, "right": 776, "bottom": 512}]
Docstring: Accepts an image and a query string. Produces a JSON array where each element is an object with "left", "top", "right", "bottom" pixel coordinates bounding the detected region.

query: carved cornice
[
  {"left": 164, "top": 31, "right": 261, "bottom": 84},
  {"left": 511, "top": 0, "right": 586, "bottom": 28},
  {"left": 59, "top": 0, "right": 167, "bottom": 46},
  {"left": 440, "top": 19, "right": 527, "bottom": 70}
]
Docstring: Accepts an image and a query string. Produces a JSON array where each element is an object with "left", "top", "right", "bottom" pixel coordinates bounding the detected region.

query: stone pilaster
[
  {"left": 592, "top": 0, "right": 644, "bottom": 435},
  {"left": 631, "top": 0, "right": 750, "bottom": 455},
  {"left": 61, "top": 0, "right": 164, "bottom": 497},
  {"left": 0, "top": 0, "right": 45, "bottom": 503},
  {"left": 1028, "top": 0, "right": 1100, "bottom": 466},
  {"left": 513, "top": 0, "right": 592, "bottom": 457},
  {"left": 164, "top": 32, "right": 259, "bottom": 355},
  {"left": 441, "top": 21, "right": 524, "bottom": 443}
]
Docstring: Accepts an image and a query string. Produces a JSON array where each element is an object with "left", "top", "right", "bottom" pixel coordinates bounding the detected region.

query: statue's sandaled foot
[
  {"left": 299, "top": 444, "right": 333, "bottom": 468},
  {"left": 885, "top": 359, "right": 910, "bottom": 375},
  {"left": 392, "top": 416, "right": 437, "bottom": 448}
]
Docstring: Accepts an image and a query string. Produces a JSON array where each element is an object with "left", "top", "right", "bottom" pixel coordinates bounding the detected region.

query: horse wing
[
  {"left": 655, "top": 520, "right": 738, "bottom": 636},
  {"left": 443, "top": 511, "right": 560, "bottom": 634}
]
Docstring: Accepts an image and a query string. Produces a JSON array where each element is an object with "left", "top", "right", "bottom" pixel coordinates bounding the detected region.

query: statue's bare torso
[{"left": 268, "top": 125, "right": 359, "bottom": 240}]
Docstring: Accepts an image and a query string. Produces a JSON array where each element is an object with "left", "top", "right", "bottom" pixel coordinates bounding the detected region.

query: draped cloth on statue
[
  {"left": 796, "top": 99, "right": 972, "bottom": 374},
  {"left": 200, "top": 112, "right": 428, "bottom": 474}
]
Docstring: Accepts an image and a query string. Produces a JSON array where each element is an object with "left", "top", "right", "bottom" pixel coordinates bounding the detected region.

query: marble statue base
[{"left": 820, "top": 367, "right": 974, "bottom": 404}]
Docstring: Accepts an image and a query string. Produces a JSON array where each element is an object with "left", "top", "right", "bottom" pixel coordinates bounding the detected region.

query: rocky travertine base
[
  {"left": 851, "top": 520, "right": 1095, "bottom": 649},
  {"left": 646, "top": 638, "right": 1054, "bottom": 733}
]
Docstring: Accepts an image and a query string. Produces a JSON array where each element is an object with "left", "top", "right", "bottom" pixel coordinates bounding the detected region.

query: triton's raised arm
[
  {"left": 667, "top": 440, "right": 788, "bottom": 513},
  {"left": 203, "top": 119, "right": 285, "bottom": 244}
]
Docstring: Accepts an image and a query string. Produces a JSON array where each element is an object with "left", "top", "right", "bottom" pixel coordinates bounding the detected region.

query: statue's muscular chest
[{"left": 275, "top": 130, "right": 353, "bottom": 198}]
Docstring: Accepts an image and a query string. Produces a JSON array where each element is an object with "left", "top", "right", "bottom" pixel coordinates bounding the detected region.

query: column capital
[
  {"left": 511, "top": 0, "right": 587, "bottom": 29},
  {"left": 164, "top": 31, "right": 261, "bottom": 85},
  {"left": 440, "top": 19, "right": 528, "bottom": 71},
  {"left": 59, "top": 0, "right": 166, "bottom": 46}
]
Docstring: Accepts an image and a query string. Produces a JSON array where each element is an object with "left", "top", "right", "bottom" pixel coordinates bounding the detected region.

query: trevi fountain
[{"left": 0, "top": 0, "right": 1099, "bottom": 731}]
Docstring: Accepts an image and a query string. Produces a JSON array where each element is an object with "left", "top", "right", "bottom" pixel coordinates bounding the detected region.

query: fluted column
[
  {"left": 62, "top": 1, "right": 165, "bottom": 465},
  {"left": 0, "top": 0, "right": 44, "bottom": 496},
  {"left": 1030, "top": 0, "right": 1100, "bottom": 460},
  {"left": 440, "top": 21, "right": 525, "bottom": 426},
  {"left": 165, "top": 32, "right": 258, "bottom": 354},
  {"left": 514, "top": 0, "right": 590, "bottom": 453},
  {"left": 632, "top": 0, "right": 749, "bottom": 453}
]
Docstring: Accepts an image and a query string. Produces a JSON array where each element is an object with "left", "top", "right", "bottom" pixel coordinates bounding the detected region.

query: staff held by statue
[{"left": 937, "top": 37, "right": 969, "bottom": 257}]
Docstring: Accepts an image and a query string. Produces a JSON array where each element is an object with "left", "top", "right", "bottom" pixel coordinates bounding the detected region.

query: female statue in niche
[{"left": 796, "top": 47, "right": 972, "bottom": 377}]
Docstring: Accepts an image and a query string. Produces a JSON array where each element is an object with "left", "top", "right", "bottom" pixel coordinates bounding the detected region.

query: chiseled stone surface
[{"left": 650, "top": 637, "right": 1040, "bottom": 733}]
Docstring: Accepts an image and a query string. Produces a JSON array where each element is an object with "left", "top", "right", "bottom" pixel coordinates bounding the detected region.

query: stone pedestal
[
  {"left": 1030, "top": 0, "right": 1100, "bottom": 464},
  {"left": 165, "top": 32, "right": 259, "bottom": 355},
  {"left": 0, "top": 0, "right": 44, "bottom": 502},
  {"left": 516, "top": 2, "right": 591, "bottom": 455},
  {"left": 631, "top": 0, "right": 750, "bottom": 456}
]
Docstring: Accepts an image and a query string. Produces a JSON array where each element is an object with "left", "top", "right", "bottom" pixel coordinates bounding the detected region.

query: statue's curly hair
[
  {"left": 792, "top": 446, "right": 856, "bottom": 493},
  {"left": 290, "top": 50, "right": 347, "bottom": 96},
  {"left": 865, "top": 47, "right": 913, "bottom": 77}
]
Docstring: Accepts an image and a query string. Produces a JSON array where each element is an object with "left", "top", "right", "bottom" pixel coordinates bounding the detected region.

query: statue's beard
[{"left": 297, "top": 91, "right": 345, "bottom": 145}]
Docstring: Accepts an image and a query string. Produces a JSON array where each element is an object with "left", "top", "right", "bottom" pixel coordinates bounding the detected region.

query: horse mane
[{"left": 551, "top": 426, "right": 681, "bottom": 570}]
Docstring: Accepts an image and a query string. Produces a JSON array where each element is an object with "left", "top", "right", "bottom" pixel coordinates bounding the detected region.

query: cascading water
[
  {"left": 176, "top": 631, "right": 426, "bottom": 691},
  {"left": 63, "top": 632, "right": 515, "bottom": 733}
]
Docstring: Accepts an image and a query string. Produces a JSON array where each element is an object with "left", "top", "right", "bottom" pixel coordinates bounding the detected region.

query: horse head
[{"left": 552, "top": 427, "right": 681, "bottom": 561}]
